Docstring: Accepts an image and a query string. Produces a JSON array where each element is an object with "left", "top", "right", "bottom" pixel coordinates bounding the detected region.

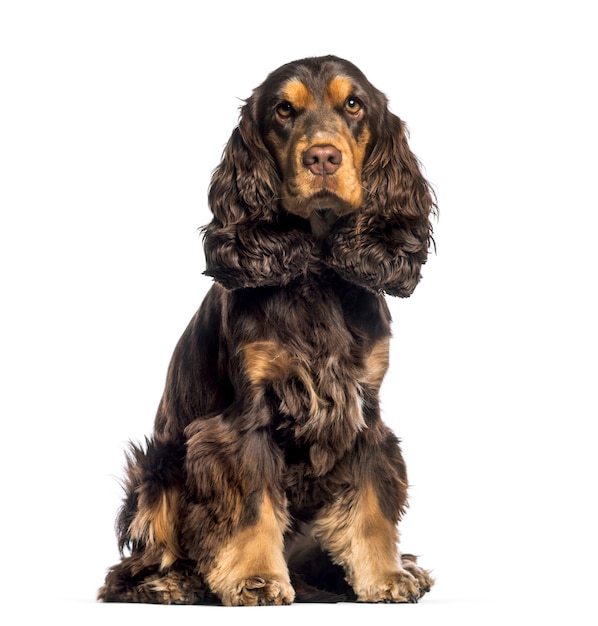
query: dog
[{"left": 98, "top": 55, "right": 436, "bottom": 606}]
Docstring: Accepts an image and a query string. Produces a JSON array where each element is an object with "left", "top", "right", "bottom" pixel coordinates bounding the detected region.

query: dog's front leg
[
  {"left": 183, "top": 418, "right": 294, "bottom": 606},
  {"left": 312, "top": 452, "right": 433, "bottom": 603}
]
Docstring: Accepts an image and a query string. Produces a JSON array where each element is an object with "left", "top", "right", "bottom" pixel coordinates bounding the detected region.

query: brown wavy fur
[{"left": 99, "top": 55, "right": 436, "bottom": 606}]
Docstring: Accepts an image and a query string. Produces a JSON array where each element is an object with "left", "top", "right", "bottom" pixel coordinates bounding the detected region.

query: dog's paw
[
  {"left": 355, "top": 558, "right": 433, "bottom": 603},
  {"left": 401, "top": 554, "right": 434, "bottom": 596},
  {"left": 141, "top": 569, "right": 203, "bottom": 605},
  {"left": 222, "top": 575, "right": 295, "bottom": 606}
]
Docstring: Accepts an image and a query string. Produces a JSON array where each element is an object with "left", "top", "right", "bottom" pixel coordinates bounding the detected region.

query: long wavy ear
[
  {"left": 202, "top": 98, "right": 313, "bottom": 289},
  {"left": 326, "top": 112, "right": 436, "bottom": 297}
]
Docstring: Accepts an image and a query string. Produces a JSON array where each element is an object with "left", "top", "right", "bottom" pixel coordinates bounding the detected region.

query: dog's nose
[{"left": 302, "top": 145, "right": 342, "bottom": 175}]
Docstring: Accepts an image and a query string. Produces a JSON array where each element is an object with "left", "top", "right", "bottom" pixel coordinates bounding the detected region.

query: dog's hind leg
[
  {"left": 98, "top": 556, "right": 215, "bottom": 604},
  {"left": 98, "top": 438, "right": 195, "bottom": 603}
]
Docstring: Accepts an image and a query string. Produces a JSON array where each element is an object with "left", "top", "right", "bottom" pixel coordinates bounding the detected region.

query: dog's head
[
  {"left": 252, "top": 57, "right": 382, "bottom": 230},
  {"left": 204, "top": 56, "right": 436, "bottom": 295}
]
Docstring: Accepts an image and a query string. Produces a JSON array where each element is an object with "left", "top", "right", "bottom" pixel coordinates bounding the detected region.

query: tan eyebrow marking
[
  {"left": 325, "top": 76, "right": 355, "bottom": 107},
  {"left": 282, "top": 79, "right": 316, "bottom": 109}
]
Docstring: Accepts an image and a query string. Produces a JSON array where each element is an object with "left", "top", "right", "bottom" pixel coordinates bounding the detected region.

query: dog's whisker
[{"left": 359, "top": 183, "right": 377, "bottom": 198}]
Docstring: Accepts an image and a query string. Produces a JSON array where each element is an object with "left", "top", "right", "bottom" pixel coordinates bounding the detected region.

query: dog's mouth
[{"left": 281, "top": 187, "right": 359, "bottom": 236}]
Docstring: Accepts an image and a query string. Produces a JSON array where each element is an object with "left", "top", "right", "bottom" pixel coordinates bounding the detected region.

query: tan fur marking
[
  {"left": 129, "top": 489, "right": 181, "bottom": 569},
  {"left": 282, "top": 79, "right": 316, "bottom": 110},
  {"left": 363, "top": 337, "right": 390, "bottom": 390},
  {"left": 241, "top": 341, "right": 323, "bottom": 416},
  {"left": 350, "top": 482, "right": 399, "bottom": 578},
  {"left": 206, "top": 492, "right": 294, "bottom": 606},
  {"left": 353, "top": 122, "right": 371, "bottom": 172},
  {"left": 312, "top": 482, "right": 399, "bottom": 584},
  {"left": 241, "top": 341, "right": 293, "bottom": 388},
  {"left": 325, "top": 76, "right": 354, "bottom": 107},
  {"left": 280, "top": 129, "right": 366, "bottom": 217}
]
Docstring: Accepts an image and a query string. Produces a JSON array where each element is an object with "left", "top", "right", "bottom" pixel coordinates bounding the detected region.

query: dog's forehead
[
  {"left": 280, "top": 74, "right": 356, "bottom": 109},
  {"left": 256, "top": 57, "right": 370, "bottom": 109}
]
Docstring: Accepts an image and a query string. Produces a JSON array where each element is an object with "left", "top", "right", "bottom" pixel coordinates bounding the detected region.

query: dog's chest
[{"left": 230, "top": 279, "right": 390, "bottom": 476}]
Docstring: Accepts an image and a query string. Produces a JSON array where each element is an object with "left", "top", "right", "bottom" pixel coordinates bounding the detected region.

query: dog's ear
[
  {"left": 326, "top": 113, "right": 436, "bottom": 297},
  {"left": 203, "top": 99, "right": 313, "bottom": 290}
]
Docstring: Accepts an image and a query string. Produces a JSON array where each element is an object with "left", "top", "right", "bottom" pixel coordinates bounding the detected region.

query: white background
[{"left": 1, "top": 1, "right": 596, "bottom": 624}]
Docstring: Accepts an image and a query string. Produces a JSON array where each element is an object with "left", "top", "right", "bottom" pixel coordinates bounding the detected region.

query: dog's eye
[
  {"left": 344, "top": 97, "right": 363, "bottom": 116},
  {"left": 275, "top": 101, "right": 295, "bottom": 120}
]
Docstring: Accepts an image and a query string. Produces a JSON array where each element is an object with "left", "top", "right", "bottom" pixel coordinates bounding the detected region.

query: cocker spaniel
[{"left": 99, "top": 55, "right": 436, "bottom": 606}]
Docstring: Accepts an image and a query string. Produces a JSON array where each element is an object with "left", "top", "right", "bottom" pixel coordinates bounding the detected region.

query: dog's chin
[
  {"left": 307, "top": 207, "right": 338, "bottom": 238},
  {"left": 284, "top": 191, "right": 358, "bottom": 236}
]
